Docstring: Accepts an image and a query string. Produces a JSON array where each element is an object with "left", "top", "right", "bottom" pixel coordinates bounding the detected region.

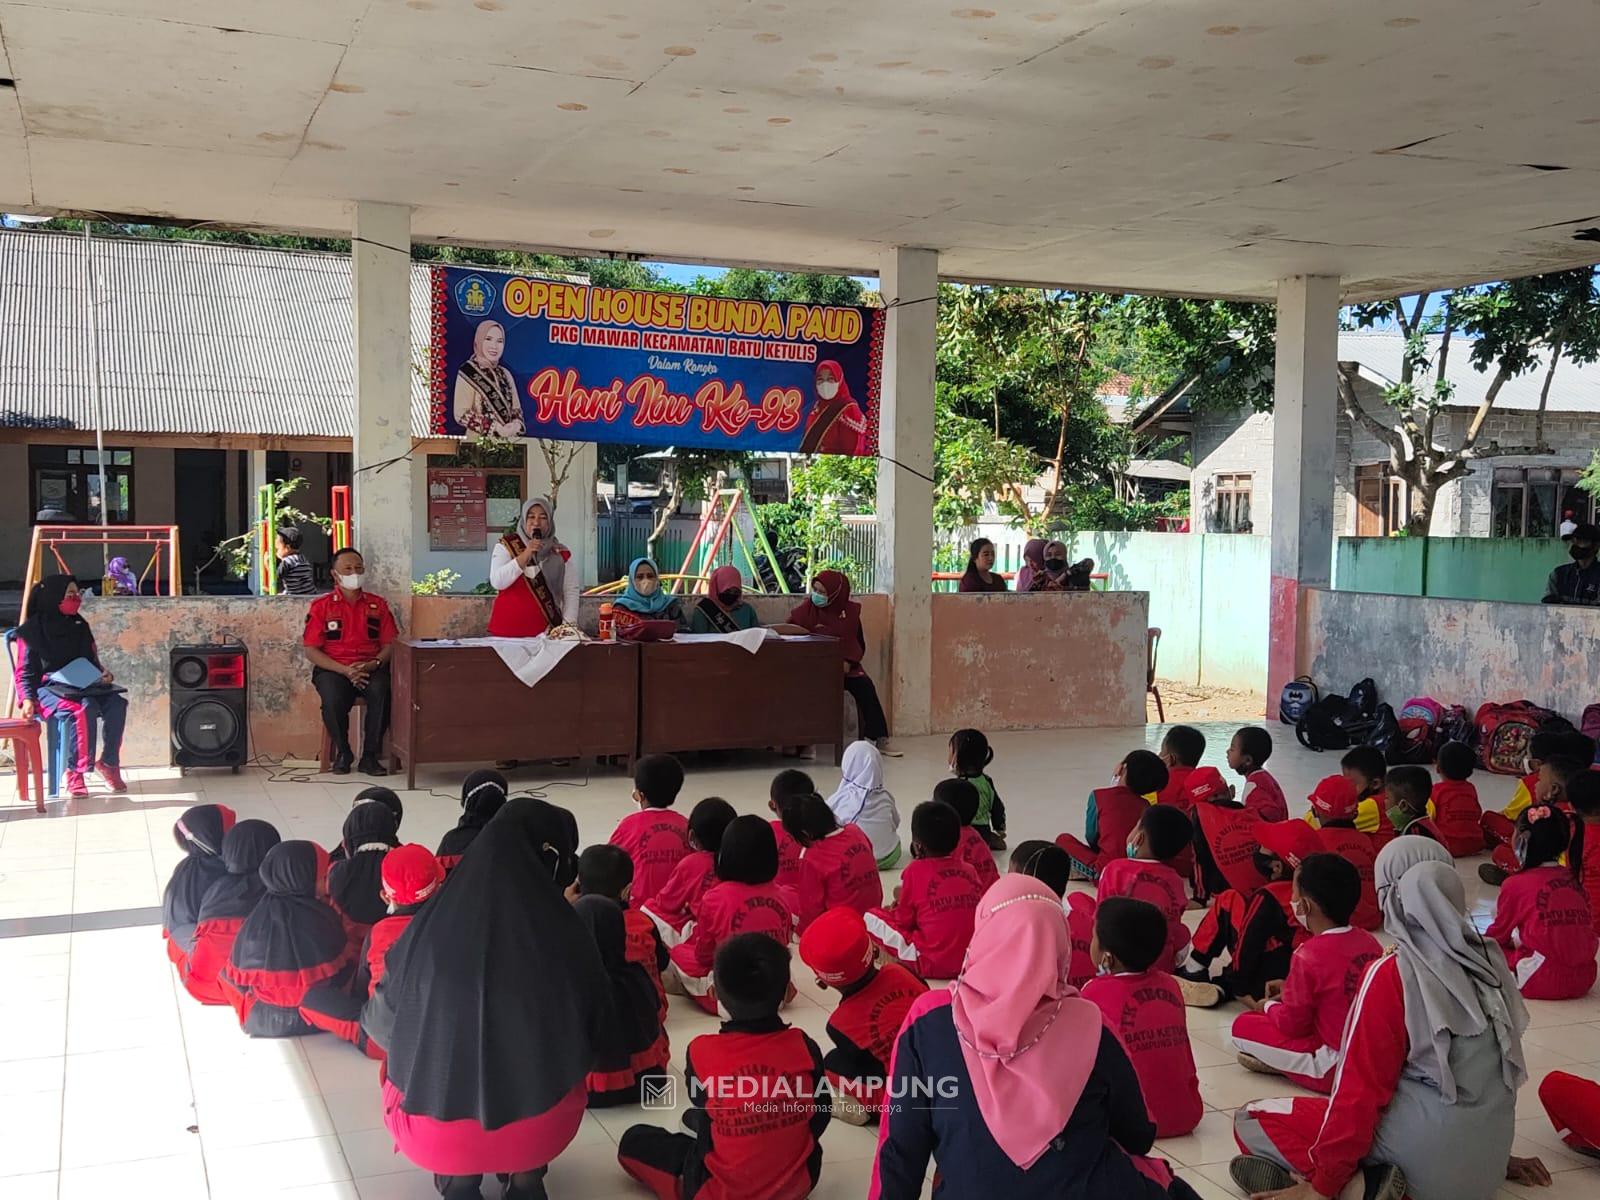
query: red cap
[
  {"left": 1257, "top": 819, "right": 1324, "bottom": 868},
  {"left": 798, "top": 907, "right": 874, "bottom": 986},
  {"left": 1308, "top": 775, "right": 1360, "bottom": 823},
  {"left": 1185, "top": 766, "right": 1231, "bottom": 806},
  {"left": 381, "top": 843, "right": 445, "bottom": 906}
]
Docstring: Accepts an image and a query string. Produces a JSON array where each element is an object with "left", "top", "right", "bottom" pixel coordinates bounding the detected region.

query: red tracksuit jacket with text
[
  {"left": 1263, "top": 926, "right": 1383, "bottom": 1052},
  {"left": 1159, "top": 765, "right": 1197, "bottom": 813},
  {"left": 642, "top": 848, "right": 717, "bottom": 935},
  {"left": 1429, "top": 779, "right": 1484, "bottom": 858},
  {"left": 795, "top": 825, "right": 884, "bottom": 932},
  {"left": 821, "top": 962, "right": 928, "bottom": 1107},
  {"left": 954, "top": 825, "right": 1000, "bottom": 895},
  {"left": 1081, "top": 969, "right": 1202, "bottom": 1138},
  {"left": 1486, "top": 864, "right": 1599, "bottom": 999},
  {"left": 671, "top": 880, "right": 797, "bottom": 982},
  {"left": 1096, "top": 856, "right": 1192, "bottom": 970},
  {"left": 1242, "top": 770, "right": 1289, "bottom": 823},
  {"left": 1314, "top": 825, "right": 1381, "bottom": 931},
  {"left": 771, "top": 819, "right": 804, "bottom": 893},
  {"left": 867, "top": 856, "right": 981, "bottom": 980},
  {"left": 610, "top": 808, "right": 692, "bottom": 903}
]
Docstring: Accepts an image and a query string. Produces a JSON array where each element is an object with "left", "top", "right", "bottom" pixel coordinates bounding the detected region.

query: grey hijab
[
  {"left": 519, "top": 496, "right": 566, "bottom": 606},
  {"left": 1375, "top": 837, "right": 1528, "bottom": 1103}
]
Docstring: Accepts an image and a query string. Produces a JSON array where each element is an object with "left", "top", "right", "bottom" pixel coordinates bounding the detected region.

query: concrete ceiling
[{"left": 2, "top": 1, "right": 1599, "bottom": 301}]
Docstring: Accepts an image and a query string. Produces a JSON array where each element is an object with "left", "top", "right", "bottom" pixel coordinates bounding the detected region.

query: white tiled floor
[{"left": 2, "top": 722, "right": 1598, "bottom": 1198}]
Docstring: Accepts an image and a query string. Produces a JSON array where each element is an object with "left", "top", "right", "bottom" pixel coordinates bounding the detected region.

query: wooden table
[
  {"left": 391, "top": 639, "right": 639, "bottom": 787},
  {"left": 637, "top": 635, "right": 845, "bottom": 761}
]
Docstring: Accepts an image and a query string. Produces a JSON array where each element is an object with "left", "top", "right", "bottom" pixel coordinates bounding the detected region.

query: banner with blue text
[{"left": 429, "top": 266, "right": 883, "bottom": 456}]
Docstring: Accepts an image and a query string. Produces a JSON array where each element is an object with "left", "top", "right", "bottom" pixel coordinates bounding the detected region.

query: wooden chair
[
  {"left": 1146, "top": 627, "right": 1164, "bottom": 723},
  {"left": 319, "top": 695, "right": 367, "bottom": 773},
  {"left": 0, "top": 717, "right": 45, "bottom": 812}
]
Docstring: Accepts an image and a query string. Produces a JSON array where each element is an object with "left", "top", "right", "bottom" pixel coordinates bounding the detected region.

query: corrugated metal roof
[
  {"left": 0, "top": 229, "right": 436, "bottom": 438},
  {"left": 1340, "top": 330, "right": 1600, "bottom": 414}
]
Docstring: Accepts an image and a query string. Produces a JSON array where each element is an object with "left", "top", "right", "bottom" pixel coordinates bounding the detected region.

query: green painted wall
[{"left": 1334, "top": 537, "right": 1564, "bottom": 604}]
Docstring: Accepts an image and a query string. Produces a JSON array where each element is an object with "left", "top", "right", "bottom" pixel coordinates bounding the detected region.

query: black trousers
[
  {"left": 845, "top": 672, "right": 889, "bottom": 741},
  {"left": 312, "top": 664, "right": 391, "bottom": 758}
]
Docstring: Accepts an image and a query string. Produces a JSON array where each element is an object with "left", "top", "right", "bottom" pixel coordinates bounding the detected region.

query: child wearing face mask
[
  {"left": 1081, "top": 897, "right": 1202, "bottom": 1138},
  {"left": 1228, "top": 853, "right": 1382, "bottom": 1093},
  {"left": 1485, "top": 805, "right": 1598, "bottom": 999},
  {"left": 1066, "top": 805, "right": 1194, "bottom": 987},
  {"left": 1384, "top": 765, "right": 1445, "bottom": 844}
]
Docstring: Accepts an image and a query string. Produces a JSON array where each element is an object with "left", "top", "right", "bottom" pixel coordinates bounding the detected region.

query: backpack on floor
[
  {"left": 1297, "top": 694, "right": 1378, "bottom": 753},
  {"left": 1436, "top": 704, "right": 1474, "bottom": 752},
  {"left": 1348, "top": 677, "right": 1379, "bottom": 718},
  {"left": 1582, "top": 704, "right": 1600, "bottom": 745},
  {"left": 1279, "top": 676, "right": 1320, "bottom": 725},
  {"left": 1475, "top": 701, "right": 1559, "bottom": 775},
  {"left": 1395, "top": 696, "right": 1445, "bottom": 762},
  {"left": 1365, "top": 703, "right": 1405, "bottom": 763}
]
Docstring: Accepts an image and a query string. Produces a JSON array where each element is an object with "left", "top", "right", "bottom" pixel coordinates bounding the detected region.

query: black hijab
[
  {"left": 371, "top": 798, "right": 609, "bottom": 1127},
  {"left": 229, "top": 841, "right": 349, "bottom": 976},
  {"left": 329, "top": 801, "right": 400, "bottom": 928},
  {"left": 196, "top": 820, "right": 281, "bottom": 924},
  {"left": 162, "top": 804, "right": 237, "bottom": 948},
  {"left": 575, "top": 895, "right": 661, "bottom": 1075},
  {"left": 328, "top": 788, "right": 404, "bottom": 863},
  {"left": 17, "top": 574, "right": 94, "bottom": 672},
  {"left": 437, "top": 769, "right": 509, "bottom": 861}
]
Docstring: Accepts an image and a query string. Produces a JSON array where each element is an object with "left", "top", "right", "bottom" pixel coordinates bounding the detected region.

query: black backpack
[
  {"left": 1364, "top": 703, "right": 1408, "bottom": 763},
  {"left": 1297, "top": 695, "right": 1375, "bottom": 752},
  {"left": 1348, "top": 677, "right": 1378, "bottom": 717}
]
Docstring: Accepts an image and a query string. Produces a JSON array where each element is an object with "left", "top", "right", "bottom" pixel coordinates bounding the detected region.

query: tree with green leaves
[{"left": 1342, "top": 268, "right": 1600, "bottom": 535}]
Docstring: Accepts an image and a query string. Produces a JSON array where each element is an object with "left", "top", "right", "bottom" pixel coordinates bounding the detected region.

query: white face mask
[
  {"left": 337, "top": 572, "right": 365, "bottom": 590},
  {"left": 817, "top": 379, "right": 840, "bottom": 402},
  {"left": 635, "top": 576, "right": 658, "bottom": 597},
  {"left": 1292, "top": 900, "right": 1310, "bottom": 929}
]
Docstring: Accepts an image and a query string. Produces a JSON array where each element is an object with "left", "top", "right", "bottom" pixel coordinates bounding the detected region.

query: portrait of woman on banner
[
  {"left": 798, "top": 359, "right": 869, "bottom": 455},
  {"left": 454, "top": 319, "right": 525, "bottom": 439}
]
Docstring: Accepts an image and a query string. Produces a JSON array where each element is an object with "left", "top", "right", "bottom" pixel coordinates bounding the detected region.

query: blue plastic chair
[{"left": 4, "top": 627, "right": 74, "bottom": 798}]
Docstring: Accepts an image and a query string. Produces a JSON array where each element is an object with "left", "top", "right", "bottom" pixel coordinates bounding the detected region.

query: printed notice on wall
[{"left": 427, "top": 468, "right": 487, "bottom": 550}]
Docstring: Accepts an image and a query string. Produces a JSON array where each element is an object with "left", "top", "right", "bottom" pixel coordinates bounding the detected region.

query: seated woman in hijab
[
  {"left": 13, "top": 573, "right": 129, "bottom": 797},
  {"left": 789, "top": 570, "right": 890, "bottom": 748},
  {"left": 365, "top": 798, "right": 609, "bottom": 1200},
  {"left": 162, "top": 804, "right": 238, "bottom": 973},
  {"left": 958, "top": 538, "right": 1009, "bottom": 593},
  {"left": 574, "top": 895, "right": 670, "bottom": 1108},
  {"left": 488, "top": 497, "right": 579, "bottom": 638},
  {"left": 1013, "top": 538, "right": 1046, "bottom": 593},
  {"left": 329, "top": 797, "right": 401, "bottom": 954},
  {"left": 221, "top": 840, "right": 354, "bottom": 1037},
  {"left": 612, "top": 556, "right": 685, "bottom": 638},
  {"left": 182, "top": 819, "right": 281, "bottom": 1005},
  {"left": 688, "top": 565, "right": 761, "bottom": 633},
  {"left": 1232, "top": 837, "right": 1551, "bottom": 1200},
  {"left": 873, "top": 874, "right": 1200, "bottom": 1200},
  {"left": 437, "top": 769, "right": 508, "bottom": 873}
]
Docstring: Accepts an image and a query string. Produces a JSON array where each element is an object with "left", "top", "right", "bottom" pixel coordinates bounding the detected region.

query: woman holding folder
[{"left": 14, "top": 574, "right": 127, "bottom": 797}]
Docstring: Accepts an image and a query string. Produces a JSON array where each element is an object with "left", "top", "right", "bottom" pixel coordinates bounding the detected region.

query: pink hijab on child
[{"left": 949, "top": 875, "right": 1103, "bottom": 1170}]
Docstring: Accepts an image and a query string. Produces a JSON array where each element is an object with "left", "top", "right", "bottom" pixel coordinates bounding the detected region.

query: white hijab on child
[
  {"left": 827, "top": 740, "right": 888, "bottom": 824},
  {"left": 1375, "top": 837, "right": 1528, "bottom": 1104}
]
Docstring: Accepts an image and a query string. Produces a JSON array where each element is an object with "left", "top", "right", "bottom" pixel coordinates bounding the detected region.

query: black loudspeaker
[{"left": 170, "top": 643, "right": 249, "bottom": 771}]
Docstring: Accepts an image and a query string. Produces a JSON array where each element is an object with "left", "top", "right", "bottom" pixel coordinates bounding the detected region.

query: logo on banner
[{"left": 455, "top": 274, "right": 496, "bottom": 317}]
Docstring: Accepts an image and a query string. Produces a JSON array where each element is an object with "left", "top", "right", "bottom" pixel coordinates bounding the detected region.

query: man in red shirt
[{"left": 302, "top": 547, "right": 398, "bottom": 776}]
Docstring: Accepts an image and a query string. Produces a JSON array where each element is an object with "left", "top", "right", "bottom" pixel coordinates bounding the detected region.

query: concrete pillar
[
  {"left": 529, "top": 440, "right": 599, "bottom": 587},
  {"left": 246, "top": 450, "right": 268, "bottom": 594},
  {"left": 351, "top": 201, "right": 413, "bottom": 604},
  {"left": 1267, "top": 274, "right": 1341, "bottom": 706},
  {"left": 874, "top": 247, "right": 939, "bottom": 736}
]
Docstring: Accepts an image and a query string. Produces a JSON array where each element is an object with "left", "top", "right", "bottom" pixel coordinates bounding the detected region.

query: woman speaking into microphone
[{"left": 487, "top": 497, "right": 581, "bottom": 637}]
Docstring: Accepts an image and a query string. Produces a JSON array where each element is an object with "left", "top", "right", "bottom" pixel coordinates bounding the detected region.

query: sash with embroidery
[
  {"left": 798, "top": 402, "right": 850, "bottom": 454},
  {"left": 502, "top": 533, "right": 564, "bottom": 626},
  {"left": 459, "top": 360, "right": 520, "bottom": 427},
  {"left": 695, "top": 596, "right": 742, "bottom": 634}
]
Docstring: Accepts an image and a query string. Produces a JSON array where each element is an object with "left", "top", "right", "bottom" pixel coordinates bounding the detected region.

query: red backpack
[
  {"left": 1395, "top": 697, "right": 1444, "bottom": 763},
  {"left": 1474, "top": 701, "right": 1560, "bottom": 775}
]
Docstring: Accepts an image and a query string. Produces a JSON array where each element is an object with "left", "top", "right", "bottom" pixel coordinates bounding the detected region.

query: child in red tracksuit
[
  {"left": 768, "top": 768, "right": 812, "bottom": 893},
  {"left": 1156, "top": 725, "right": 1205, "bottom": 812},
  {"left": 1429, "top": 740, "right": 1484, "bottom": 857},
  {"left": 1384, "top": 765, "right": 1447, "bottom": 845},
  {"left": 1082, "top": 896, "right": 1202, "bottom": 1138},
  {"left": 1067, "top": 804, "right": 1193, "bottom": 987},
  {"left": 1305, "top": 774, "right": 1382, "bottom": 931},
  {"left": 574, "top": 844, "right": 671, "bottom": 1020},
  {"left": 301, "top": 842, "right": 444, "bottom": 1056},
  {"left": 640, "top": 797, "right": 738, "bottom": 946},
  {"left": 783, "top": 792, "right": 883, "bottom": 932},
  {"left": 619, "top": 934, "right": 829, "bottom": 1200},
  {"left": 1480, "top": 729, "right": 1565, "bottom": 854},
  {"left": 1540, "top": 1070, "right": 1600, "bottom": 1159},
  {"left": 670, "top": 816, "right": 798, "bottom": 1015},
  {"left": 1229, "top": 853, "right": 1382, "bottom": 1093},
  {"left": 865, "top": 801, "right": 982, "bottom": 980},
  {"left": 1483, "top": 748, "right": 1592, "bottom": 886},
  {"left": 1056, "top": 749, "right": 1168, "bottom": 881},
  {"left": 1486, "top": 805, "right": 1598, "bottom": 999},
  {"left": 1570, "top": 771, "right": 1600, "bottom": 935},
  {"left": 1336, "top": 745, "right": 1393, "bottom": 845},
  {"left": 1179, "top": 818, "right": 1317, "bottom": 1008},
  {"left": 610, "top": 753, "right": 692, "bottom": 902},
  {"left": 933, "top": 777, "right": 1000, "bottom": 894},
  {"left": 1228, "top": 726, "right": 1289, "bottom": 822},
  {"left": 797, "top": 906, "right": 927, "bottom": 1126},
  {"left": 1188, "top": 765, "right": 1267, "bottom": 903}
]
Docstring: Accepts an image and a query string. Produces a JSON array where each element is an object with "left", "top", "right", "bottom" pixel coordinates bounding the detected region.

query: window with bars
[
  {"left": 29, "top": 446, "right": 134, "bottom": 524},
  {"left": 1491, "top": 467, "right": 1592, "bottom": 537},
  {"left": 1212, "top": 472, "right": 1253, "bottom": 533}
]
